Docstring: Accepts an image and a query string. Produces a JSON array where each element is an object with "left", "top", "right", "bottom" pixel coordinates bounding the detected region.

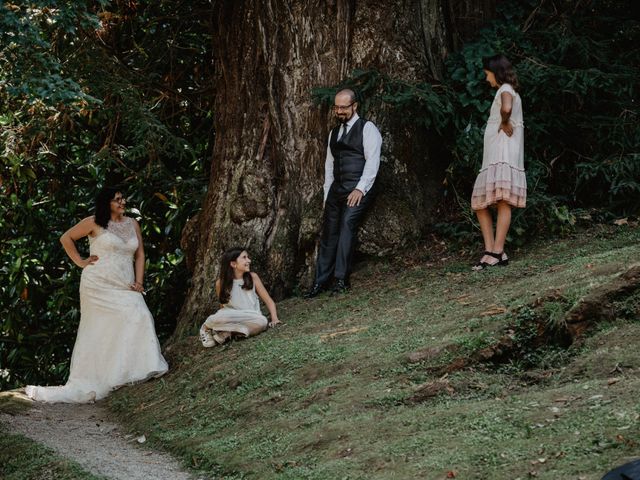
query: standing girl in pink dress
[{"left": 471, "top": 54, "right": 526, "bottom": 270}]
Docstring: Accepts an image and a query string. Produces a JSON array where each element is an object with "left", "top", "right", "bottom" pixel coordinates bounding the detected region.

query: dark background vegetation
[{"left": 1, "top": 0, "right": 638, "bottom": 390}]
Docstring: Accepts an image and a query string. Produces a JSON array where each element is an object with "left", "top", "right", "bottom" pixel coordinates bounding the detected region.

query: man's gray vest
[{"left": 329, "top": 117, "right": 368, "bottom": 190}]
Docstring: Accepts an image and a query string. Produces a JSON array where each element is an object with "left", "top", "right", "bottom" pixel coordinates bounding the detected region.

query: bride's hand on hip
[
  {"left": 79, "top": 255, "right": 99, "bottom": 268},
  {"left": 129, "top": 282, "right": 145, "bottom": 294}
]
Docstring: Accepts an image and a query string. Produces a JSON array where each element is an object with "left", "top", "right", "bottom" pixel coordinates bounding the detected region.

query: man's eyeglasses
[{"left": 333, "top": 102, "right": 355, "bottom": 112}]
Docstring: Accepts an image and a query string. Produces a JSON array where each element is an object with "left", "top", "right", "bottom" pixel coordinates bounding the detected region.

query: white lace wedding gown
[{"left": 26, "top": 217, "right": 168, "bottom": 403}]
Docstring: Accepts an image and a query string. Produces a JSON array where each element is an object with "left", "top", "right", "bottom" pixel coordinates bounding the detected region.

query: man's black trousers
[{"left": 314, "top": 183, "right": 376, "bottom": 285}]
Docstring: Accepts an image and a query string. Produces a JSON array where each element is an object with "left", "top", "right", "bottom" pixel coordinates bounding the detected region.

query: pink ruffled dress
[{"left": 471, "top": 83, "right": 526, "bottom": 210}]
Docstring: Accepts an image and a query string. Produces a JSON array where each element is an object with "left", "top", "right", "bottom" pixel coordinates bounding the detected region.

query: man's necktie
[{"left": 339, "top": 123, "right": 348, "bottom": 141}]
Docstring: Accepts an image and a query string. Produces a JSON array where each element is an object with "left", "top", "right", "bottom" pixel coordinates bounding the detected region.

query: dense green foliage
[
  {"left": 0, "top": 1, "right": 214, "bottom": 389},
  {"left": 316, "top": 0, "right": 640, "bottom": 242},
  {"left": 445, "top": 0, "right": 640, "bottom": 240}
]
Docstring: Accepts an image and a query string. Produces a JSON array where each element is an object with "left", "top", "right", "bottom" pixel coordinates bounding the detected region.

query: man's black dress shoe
[
  {"left": 304, "top": 283, "right": 324, "bottom": 299},
  {"left": 331, "top": 279, "right": 349, "bottom": 295}
]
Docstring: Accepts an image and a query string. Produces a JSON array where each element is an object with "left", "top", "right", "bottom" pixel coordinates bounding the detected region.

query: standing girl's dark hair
[
  {"left": 218, "top": 247, "right": 254, "bottom": 304},
  {"left": 94, "top": 187, "right": 122, "bottom": 229},
  {"left": 482, "top": 54, "right": 520, "bottom": 91}
]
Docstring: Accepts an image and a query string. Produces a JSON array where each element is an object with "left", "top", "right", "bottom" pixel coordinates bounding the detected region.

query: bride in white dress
[{"left": 26, "top": 187, "right": 168, "bottom": 403}]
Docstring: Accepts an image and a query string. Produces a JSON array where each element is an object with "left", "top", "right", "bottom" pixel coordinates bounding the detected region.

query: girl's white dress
[
  {"left": 202, "top": 279, "right": 268, "bottom": 339},
  {"left": 471, "top": 83, "right": 526, "bottom": 210},
  {"left": 26, "top": 217, "right": 168, "bottom": 403}
]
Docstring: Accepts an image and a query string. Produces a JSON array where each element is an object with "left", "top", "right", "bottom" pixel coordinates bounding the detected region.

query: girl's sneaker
[
  {"left": 213, "top": 332, "right": 230, "bottom": 345},
  {"left": 199, "top": 324, "right": 217, "bottom": 348}
]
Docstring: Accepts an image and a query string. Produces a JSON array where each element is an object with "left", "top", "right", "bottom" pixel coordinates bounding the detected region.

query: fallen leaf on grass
[
  {"left": 320, "top": 327, "right": 368, "bottom": 341},
  {"left": 134, "top": 398, "right": 167, "bottom": 413},
  {"left": 409, "top": 379, "right": 455, "bottom": 403},
  {"left": 273, "top": 461, "right": 299, "bottom": 472},
  {"left": 613, "top": 217, "right": 628, "bottom": 226},
  {"left": 479, "top": 305, "right": 507, "bottom": 317},
  {"left": 609, "top": 363, "right": 624, "bottom": 374},
  {"left": 453, "top": 294, "right": 470, "bottom": 303},
  {"left": 546, "top": 265, "right": 565, "bottom": 272},
  {"left": 616, "top": 434, "right": 638, "bottom": 447},
  {"left": 607, "top": 377, "right": 620, "bottom": 386},
  {"left": 407, "top": 346, "right": 444, "bottom": 363},
  {"left": 553, "top": 396, "right": 581, "bottom": 404},
  {"left": 446, "top": 470, "right": 457, "bottom": 478},
  {"left": 338, "top": 447, "right": 353, "bottom": 457}
]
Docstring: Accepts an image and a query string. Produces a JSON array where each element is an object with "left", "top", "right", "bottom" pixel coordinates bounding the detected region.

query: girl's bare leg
[
  {"left": 494, "top": 201, "right": 512, "bottom": 258},
  {"left": 475, "top": 208, "right": 497, "bottom": 265}
]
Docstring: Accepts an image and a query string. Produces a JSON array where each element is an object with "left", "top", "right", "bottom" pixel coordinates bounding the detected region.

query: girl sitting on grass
[{"left": 199, "top": 247, "right": 280, "bottom": 347}]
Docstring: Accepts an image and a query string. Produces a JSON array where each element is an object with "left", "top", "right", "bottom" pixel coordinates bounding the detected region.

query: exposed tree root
[{"left": 407, "top": 265, "right": 640, "bottom": 401}]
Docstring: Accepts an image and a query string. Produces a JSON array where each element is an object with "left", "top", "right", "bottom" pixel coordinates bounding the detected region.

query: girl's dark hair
[
  {"left": 218, "top": 247, "right": 253, "bottom": 304},
  {"left": 482, "top": 54, "right": 520, "bottom": 91},
  {"left": 94, "top": 186, "right": 121, "bottom": 229}
]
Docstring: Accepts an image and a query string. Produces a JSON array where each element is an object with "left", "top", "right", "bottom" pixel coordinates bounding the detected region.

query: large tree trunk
[{"left": 175, "top": 0, "right": 494, "bottom": 335}]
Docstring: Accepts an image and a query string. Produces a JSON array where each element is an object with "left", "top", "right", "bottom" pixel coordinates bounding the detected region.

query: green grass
[
  {"left": 0, "top": 425, "right": 107, "bottom": 480},
  {"left": 108, "top": 224, "right": 640, "bottom": 479}
]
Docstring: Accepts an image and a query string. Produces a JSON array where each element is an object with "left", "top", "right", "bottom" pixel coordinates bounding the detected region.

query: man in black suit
[{"left": 305, "top": 89, "right": 382, "bottom": 298}]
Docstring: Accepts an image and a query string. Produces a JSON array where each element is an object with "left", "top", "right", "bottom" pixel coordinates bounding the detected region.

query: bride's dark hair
[
  {"left": 218, "top": 247, "right": 253, "bottom": 304},
  {"left": 94, "top": 187, "right": 121, "bottom": 229}
]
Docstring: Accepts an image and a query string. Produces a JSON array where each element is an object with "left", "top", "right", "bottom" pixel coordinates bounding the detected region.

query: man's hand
[{"left": 346, "top": 189, "right": 364, "bottom": 207}]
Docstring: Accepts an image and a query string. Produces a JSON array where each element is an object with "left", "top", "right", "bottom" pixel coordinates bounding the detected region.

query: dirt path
[{"left": 1, "top": 395, "right": 205, "bottom": 480}]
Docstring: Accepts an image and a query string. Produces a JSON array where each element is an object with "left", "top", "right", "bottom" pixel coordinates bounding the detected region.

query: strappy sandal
[
  {"left": 472, "top": 251, "right": 492, "bottom": 271},
  {"left": 472, "top": 251, "right": 504, "bottom": 271},
  {"left": 488, "top": 251, "right": 509, "bottom": 267}
]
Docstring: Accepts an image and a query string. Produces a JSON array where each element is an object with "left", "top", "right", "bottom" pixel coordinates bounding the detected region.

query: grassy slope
[{"left": 108, "top": 225, "right": 640, "bottom": 480}]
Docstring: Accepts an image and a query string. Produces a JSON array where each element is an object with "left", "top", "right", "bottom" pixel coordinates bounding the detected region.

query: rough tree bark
[{"left": 176, "top": 0, "right": 494, "bottom": 335}]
